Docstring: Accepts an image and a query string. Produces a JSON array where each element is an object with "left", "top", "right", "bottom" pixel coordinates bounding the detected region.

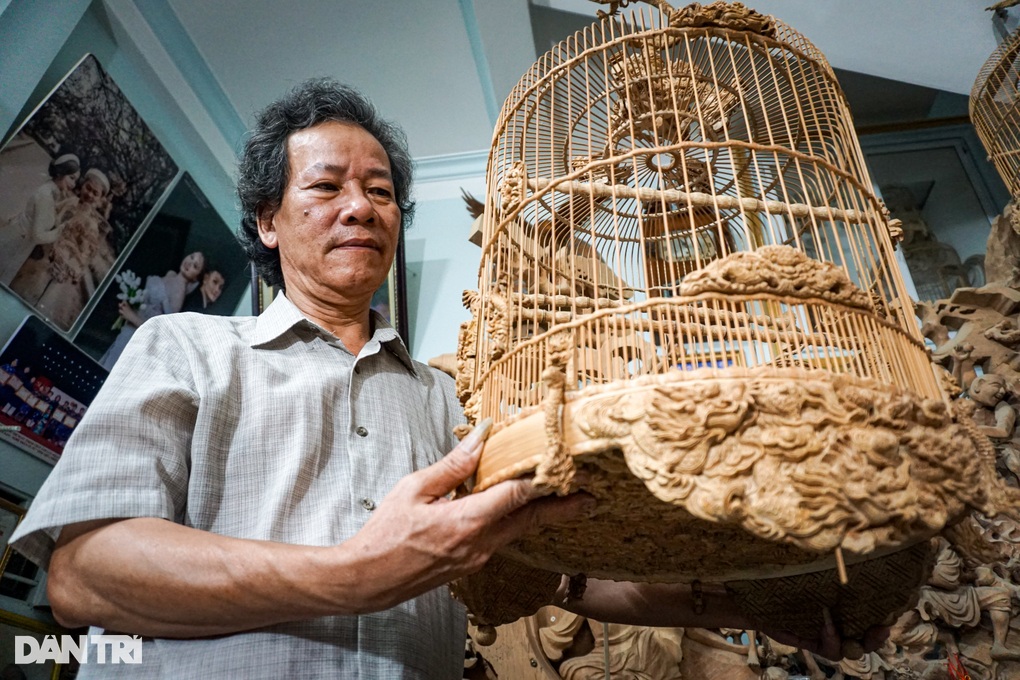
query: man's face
[
  {"left": 202, "top": 271, "right": 225, "bottom": 302},
  {"left": 257, "top": 121, "right": 400, "bottom": 302}
]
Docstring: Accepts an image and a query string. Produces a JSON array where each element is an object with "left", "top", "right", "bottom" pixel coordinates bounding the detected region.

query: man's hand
[
  {"left": 764, "top": 611, "right": 890, "bottom": 662},
  {"left": 557, "top": 579, "right": 890, "bottom": 663},
  {"left": 48, "top": 419, "right": 590, "bottom": 638},
  {"left": 342, "top": 418, "right": 594, "bottom": 612}
]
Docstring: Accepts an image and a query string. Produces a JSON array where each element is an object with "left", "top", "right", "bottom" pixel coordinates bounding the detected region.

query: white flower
[
  {"left": 115, "top": 269, "right": 141, "bottom": 290},
  {"left": 111, "top": 269, "right": 147, "bottom": 330}
]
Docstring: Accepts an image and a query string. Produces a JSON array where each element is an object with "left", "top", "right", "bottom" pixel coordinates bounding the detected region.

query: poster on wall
[
  {"left": 371, "top": 231, "right": 409, "bottom": 343},
  {"left": 0, "top": 316, "right": 107, "bottom": 465},
  {"left": 0, "top": 53, "right": 178, "bottom": 332},
  {"left": 76, "top": 173, "right": 250, "bottom": 370}
]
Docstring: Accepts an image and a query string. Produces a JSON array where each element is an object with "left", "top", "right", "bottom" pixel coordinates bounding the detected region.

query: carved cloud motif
[
  {"left": 668, "top": 1, "right": 777, "bottom": 37},
  {"left": 679, "top": 245, "right": 875, "bottom": 311},
  {"left": 574, "top": 368, "right": 1015, "bottom": 554}
]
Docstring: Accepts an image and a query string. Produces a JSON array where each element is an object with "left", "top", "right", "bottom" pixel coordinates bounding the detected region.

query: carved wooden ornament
[{"left": 453, "top": 0, "right": 1020, "bottom": 643}]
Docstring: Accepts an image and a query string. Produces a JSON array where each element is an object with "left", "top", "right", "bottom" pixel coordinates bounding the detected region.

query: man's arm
[
  {"left": 559, "top": 579, "right": 750, "bottom": 630},
  {"left": 47, "top": 422, "right": 590, "bottom": 637},
  {"left": 557, "top": 578, "right": 887, "bottom": 661}
]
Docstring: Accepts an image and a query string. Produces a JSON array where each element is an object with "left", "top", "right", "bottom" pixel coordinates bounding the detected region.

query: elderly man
[
  {"left": 10, "top": 79, "right": 851, "bottom": 678},
  {"left": 10, "top": 79, "right": 599, "bottom": 678}
]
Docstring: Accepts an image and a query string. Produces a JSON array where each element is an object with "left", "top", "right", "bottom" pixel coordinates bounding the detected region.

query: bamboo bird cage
[
  {"left": 453, "top": 1, "right": 1014, "bottom": 642},
  {"left": 971, "top": 26, "right": 1020, "bottom": 197}
]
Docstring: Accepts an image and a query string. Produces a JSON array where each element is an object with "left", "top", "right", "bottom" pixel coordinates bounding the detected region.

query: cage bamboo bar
[
  {"left": 971, "top": 26, "right": 1020, "bottom": 197},
  {"left": 468, "top": 6, "right": 935, "bottom": 422},
  {"left": 453, "top": 1, "right": 1009, "bottom": 640}
]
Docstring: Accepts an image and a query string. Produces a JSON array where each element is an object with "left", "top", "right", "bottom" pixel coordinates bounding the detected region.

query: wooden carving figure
[{"left": 453, "top": 0, "right": 1020, "bottom": 645}]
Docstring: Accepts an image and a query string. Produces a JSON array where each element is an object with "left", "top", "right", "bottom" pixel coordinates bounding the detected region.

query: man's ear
[{"left": 256, "top": 206, "right": 279, "bottom": 249}]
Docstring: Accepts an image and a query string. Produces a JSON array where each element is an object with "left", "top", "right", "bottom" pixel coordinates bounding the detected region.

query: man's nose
[{"left": 339, "top": 186, "right": 375, "bottom": 225}]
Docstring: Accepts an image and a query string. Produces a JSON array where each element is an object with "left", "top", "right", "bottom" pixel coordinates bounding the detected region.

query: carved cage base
[{"left": 461, "top": 367, "right": 1010, "bottom": 637}]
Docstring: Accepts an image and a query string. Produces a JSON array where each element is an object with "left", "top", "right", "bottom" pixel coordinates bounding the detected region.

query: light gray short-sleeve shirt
[{"left": 11, "top": 293, "right": 467, "bottom": 678}]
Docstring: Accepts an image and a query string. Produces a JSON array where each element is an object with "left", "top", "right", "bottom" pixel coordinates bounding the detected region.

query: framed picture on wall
[
  {"left": 250, "top": 264, "right": 280, "bottom": 316},
  {"left": 0, "top": 53, "right": 178, "bottom": 332},
  {"left": 0, "top": 497, "right": 25, "bottom": 576},
  {"left": 75, "top": 173, "right": 249, "bottom": 371},
  {"left": 0, "top": 316, "right": 107, "bottom": 465},
  {"left": 371, "top": 232, "right": 410, "bottom": 344}
]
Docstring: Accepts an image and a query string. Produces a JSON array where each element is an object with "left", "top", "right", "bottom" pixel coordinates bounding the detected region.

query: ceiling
[{"left": 123, "top": 0, "right": 1018, "bottom": 179}]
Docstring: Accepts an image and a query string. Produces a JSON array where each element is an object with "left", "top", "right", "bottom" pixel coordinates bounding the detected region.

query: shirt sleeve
[{"left": 9, "top": 316, "right": 199, "bottom": 568}]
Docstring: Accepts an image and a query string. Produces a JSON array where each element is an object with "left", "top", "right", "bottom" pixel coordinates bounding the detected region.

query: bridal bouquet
[{"left": 111, "top": 269, "right": 145, "bottom": 330}]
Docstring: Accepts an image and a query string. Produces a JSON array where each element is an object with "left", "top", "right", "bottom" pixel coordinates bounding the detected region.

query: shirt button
[
  {"left": 360, "top": 498, "right": 376, "bottom": 511},
  {"left": 355, "top": 426, "right": 368, "bottom": 437}
]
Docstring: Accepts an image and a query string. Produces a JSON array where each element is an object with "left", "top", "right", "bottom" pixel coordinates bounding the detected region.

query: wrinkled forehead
[{"left": 286, "top": 121, "right": 390, "bottom": 171}]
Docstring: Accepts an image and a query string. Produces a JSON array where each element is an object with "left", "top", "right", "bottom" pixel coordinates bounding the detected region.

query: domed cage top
[
  {"left": 461, "top": 5, "right": 938, "bottom": 428},
  {"left": 971, "top": 26, "right": 1020, "bottom": 198}
]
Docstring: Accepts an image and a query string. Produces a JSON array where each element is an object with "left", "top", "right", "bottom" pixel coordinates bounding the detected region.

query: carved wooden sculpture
[{"left": 453, "top": 0, "right": 1019, "bottom": 648}]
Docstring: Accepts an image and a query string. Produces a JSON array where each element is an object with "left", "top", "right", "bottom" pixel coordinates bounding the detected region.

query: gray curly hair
[{"left": 236, "top": 78, "right": 415, "bottom": 288}]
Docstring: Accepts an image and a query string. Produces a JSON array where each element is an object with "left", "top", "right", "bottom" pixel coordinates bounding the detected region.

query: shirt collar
[{"left": 251, "top": 293, "right": 419, "bottom": 378}]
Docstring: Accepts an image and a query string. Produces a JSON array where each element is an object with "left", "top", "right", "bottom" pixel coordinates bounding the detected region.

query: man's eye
[
  {"left": 369, "top": 187, "right": 393, "bottom": 198},
  {"left": 313, "top": 182, "right": 338, "bottom": 191}
]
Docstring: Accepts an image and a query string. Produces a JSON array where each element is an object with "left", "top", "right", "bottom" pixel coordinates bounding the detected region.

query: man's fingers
[
  {"left": 764, "top": 608, "right": 848, "bottom": 662},
  {"left": 457, "top": 478, "right": 537, "bottom": 520},
  {"left": 814, "top": 608, "right": 844, "bottom": 661},
  {"left": 482, "top": 492, "right": 595, "bottom": 546},
  {"left": 413, "top": 419, "right": 492, "bottom": 499}
]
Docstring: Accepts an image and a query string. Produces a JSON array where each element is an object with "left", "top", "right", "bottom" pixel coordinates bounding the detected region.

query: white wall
[{"left": 407, "top": 158, "right": 486, "bottom": 362}]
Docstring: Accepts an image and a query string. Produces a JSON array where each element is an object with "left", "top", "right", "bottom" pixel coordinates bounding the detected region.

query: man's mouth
[{"left": 333, "top": 238, "right": 380, "bottom": 251}]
